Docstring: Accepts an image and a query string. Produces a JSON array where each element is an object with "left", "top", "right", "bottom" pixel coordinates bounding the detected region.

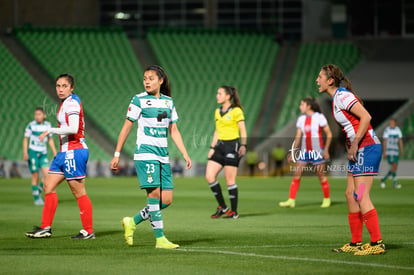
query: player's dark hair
[
  {"left": 221, "top": 85, "right": 243, "bottom": 110},
  {"left": 56, "top": 73, "right": 75, "bottom": 88},
  {"left": 145, "top": 65, "right": 171, "bottom": 97},
  {"left": 302, "top": 97, "right": 321, "bottom": 113},
  {"left": 322, "top": 64, "right": 363, "bottom": 105},
  {"left": 35, "top": 107, "right": 45, "bottom": 113}
]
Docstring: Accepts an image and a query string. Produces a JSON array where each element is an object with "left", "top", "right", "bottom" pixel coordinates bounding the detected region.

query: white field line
[
  {"left": 176, "top": 247, "right": 414, "bottom": 271},
  {"left": 187, "top": 242, "right": 414, "bottom": 249}
]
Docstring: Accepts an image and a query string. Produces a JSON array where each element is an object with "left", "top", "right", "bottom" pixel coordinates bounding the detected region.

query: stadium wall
[{"left": 0, "top": 0, "right": 99, "bottom": 31}]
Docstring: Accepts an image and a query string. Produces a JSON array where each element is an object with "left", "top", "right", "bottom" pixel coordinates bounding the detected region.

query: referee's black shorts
[{"left": 209, "top": 139, "right": 241, "bottom": 167}]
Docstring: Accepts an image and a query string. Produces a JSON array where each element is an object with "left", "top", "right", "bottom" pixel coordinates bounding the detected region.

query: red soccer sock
[
  {"left": 320, "top": 179, "right": 330, "bottom": 198},
  {"left": 348, "top": 212, "right": 363, "bottom": 244},
  {"left": 77, "top": 195, "right": 93, "bottom": 234},
  {"left": 41, "top": 193, "right": 58, "bottom": 228},
  {"left": 289, "top": 178, "right": 300, "bottom": 200},
  {"left": 363, "top": 209, "right": 382, "bottom": 243}
]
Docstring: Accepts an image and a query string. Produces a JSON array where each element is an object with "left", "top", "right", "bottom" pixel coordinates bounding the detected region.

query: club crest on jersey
[
  {"left": 226, "top": 115, "right": 231, "bottom": 120},
  {"left": 147, "top": 174, "right": 154, "bottom": 183},
  {"left": 165, "top": 100, "right": 171, "bottom": 108}
]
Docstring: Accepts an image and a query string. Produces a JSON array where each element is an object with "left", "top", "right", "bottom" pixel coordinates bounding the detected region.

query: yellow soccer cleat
[
  {"left": 354, "top": 241, "right": 386, "bottom": 255},
  {"left": 155, "top": 236, "right": 180, "bottom": 249},
  {"left": 321, "top": 198, "right": 331, "bottom": 208},
  {"left": 332, "top": 242, "right": 362, "bottom": 253},
  {"left": 122, "top": 217, "right": 136, "bottom": 246},
  {"left": 279, "top": 199, "right": 295, "bottom": 208}
]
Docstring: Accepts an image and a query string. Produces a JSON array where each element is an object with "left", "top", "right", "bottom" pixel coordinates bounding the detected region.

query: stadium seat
[
  {"left": 274, "top": 41, "right": 363, "bottom": 131},
  {"left": 0, "top": 40, "right": 111, "bottom": 161},
  {"left": 147, "top": 29, "right": 280, "bottom": 162},
  {"left": 15, "top": 27, "right": 143, "bottom": 156}
]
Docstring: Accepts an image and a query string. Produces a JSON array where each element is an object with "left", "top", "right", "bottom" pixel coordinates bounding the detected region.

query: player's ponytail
[
  {"left": 222, "top": 85, "right": 243, "bottom": 110},
  {"left": 302, "top": 97, "right": 321, "bottom": 113},
  {"left": 322, "top": 64, "right": 363, "bottom": 105},
  {"left": 145, "top": 65, "right": 171, "bottom": 97}
]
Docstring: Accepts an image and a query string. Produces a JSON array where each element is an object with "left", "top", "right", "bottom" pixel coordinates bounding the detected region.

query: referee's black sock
[
  {"left": 209, "top": 181, "right": 227, "bottom": 209},
  {"left": 228, "top": 184, "right": 238, "bottom": 213}
]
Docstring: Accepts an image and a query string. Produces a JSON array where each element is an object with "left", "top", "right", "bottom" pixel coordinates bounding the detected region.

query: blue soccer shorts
[
  {"left": 49, "top": 149, "right": 89, "bottom": 180},
  {"left": 348, "top": 144, "right": 382, "bottom": 177}
]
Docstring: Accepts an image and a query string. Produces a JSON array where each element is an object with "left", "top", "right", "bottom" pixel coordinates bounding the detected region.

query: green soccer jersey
[
  {"left": 383, "top": 126, "right": 402, "bottom": 157},
  {"left": 24, "top": 120, "right": 52, "bottom": 154},
  {"left": 126, "top": 92, "right": 178, "bottom": 163}
]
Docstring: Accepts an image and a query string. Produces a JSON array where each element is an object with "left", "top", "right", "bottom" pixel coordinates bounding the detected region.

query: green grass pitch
[{"left": 1, "top": 176, "right": 413, "bottom": 274}]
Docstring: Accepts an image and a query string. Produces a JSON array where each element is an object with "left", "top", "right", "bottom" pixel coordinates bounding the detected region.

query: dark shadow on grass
[
  {"left": 289, "top": 201, "right": 346, "bottom": 208},
  {"left": 177, "top": 238, "right": 216, "bottom": 246},
  {"left": 385, "top": 243, "right": 403, "bottom": 250},
  {"left": 96, "top": 230, "right": 121, "bottom": 237},
  {"left": 238, "top": 212, "right": 274, "bottom": 218}
]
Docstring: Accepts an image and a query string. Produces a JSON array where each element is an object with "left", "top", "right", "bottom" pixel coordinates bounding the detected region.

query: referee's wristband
[
  {"left": 114, "top": 152, "right": 120, "bottom": 157},
  {"left": 210, "top": 146, "right": 215, "bottom": 149},
  {"left": 241, "top": 144, "right": 247, "bottom": 148}
]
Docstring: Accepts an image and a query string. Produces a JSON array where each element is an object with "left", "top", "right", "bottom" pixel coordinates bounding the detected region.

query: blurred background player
[
  {"left": 318, "top": 64, "right": 385, "bottom": 255},
  {"left": 23, "top": 107, "right": 56, "bottom": 206},
  {"left": 272, "top": 143, "right": 286, "bottom": 176},
  {"left": 380, "top": 118, "right": 404, "bottom": 189},
  {"left": 206, "top": 86, "right": 247, "bottom": 219},
  {"left": 26, "top": 73, "right": 94, "bottom": 240},
  {"left": 246, "top": 150, "right": 259, "bottom": 176},
  {"left": 111, "top": 65, "right": 191, "bottom": 249},
  {"left": 279, "top": 97, "right": 332, "bottom": 208}
]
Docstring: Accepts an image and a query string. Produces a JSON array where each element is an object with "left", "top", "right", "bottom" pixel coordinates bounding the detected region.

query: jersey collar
[{"left": 219, "top": 105, "right": 234, "bottom": 116}]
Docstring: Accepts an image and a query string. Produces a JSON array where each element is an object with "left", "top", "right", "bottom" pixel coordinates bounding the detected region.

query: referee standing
[{"left": 205, "top": 86, "right": 247, "bottom": 219}]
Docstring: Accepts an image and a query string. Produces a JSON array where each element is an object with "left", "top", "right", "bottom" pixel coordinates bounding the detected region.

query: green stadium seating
[
  {"left": 15, "top": 27, "right": 143, "bottom": 157},
  {"left": 403, "top": 113, "right": 414, "bottom": 136},
  {"left": 402, "top": 113, "right": 414, "bottom": 159},
  {"left": 274, "top": 41, "right": 363, "bottom": 131},
  {"left": 147, "top": 29, "right": 279, "bottom": 162},
  {"left": 0, "top": 40, "right": 111, "bottom": 161}
]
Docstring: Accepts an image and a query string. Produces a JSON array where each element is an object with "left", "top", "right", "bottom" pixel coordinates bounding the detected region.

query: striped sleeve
[
  {"left": 24, "top": 123, "right": 32, "bottom": 137},
  {"left": 170, "top": 106, "right": 179, "bottom": 124},
  {"left": 66, "top": 99, "right": 81, "bottom": 116},
  {"left": 336, "top": 91, "right": 358, "bottom": 111},
  {"left": 126, "top": 95, "right": 141, "bottom": 122}
]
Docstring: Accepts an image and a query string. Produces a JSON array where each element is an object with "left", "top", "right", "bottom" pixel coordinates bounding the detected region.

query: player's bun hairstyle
[
  {"left": 302, "top": 97, "right": 321, "bottom": 113},
  {"left": 221, "top": 85, "right": 243, "bottom": 110},
  {"left": 56, "top": 73, "right": 75, "bottom": 88},
  {"left": 145, "top": 65, "right": 171, "bottom": 97},
  {"left": 322, "top": 64, "right": 363, "bottom": 105}
]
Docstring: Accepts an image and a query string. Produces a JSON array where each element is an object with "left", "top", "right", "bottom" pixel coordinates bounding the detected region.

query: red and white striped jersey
[
  {"left": 332, "top": 87, "right": 380, "bottom": 148},
  {"left": 296, "top": 112, "right": 327, "bottom": 152},
  {"left": 57, "top": 94, "right": 87, "bottom": 152}
]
